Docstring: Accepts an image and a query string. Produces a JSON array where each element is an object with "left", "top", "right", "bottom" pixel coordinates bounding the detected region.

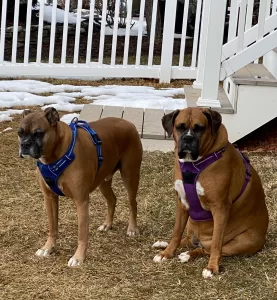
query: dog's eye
[
  {"left": 193, "top": 124, "right": 205, "bottom": 132},
  {"left": 176, "top": 123, "right": 186, "bottom": 131},
  {"left": 33, "top": 129, "right": 44, "bottom": 138},
  {"left": 18, "top": 127, "right": 24, "bottom": 137}
]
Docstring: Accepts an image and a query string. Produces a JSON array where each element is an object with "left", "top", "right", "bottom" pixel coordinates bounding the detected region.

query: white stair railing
[
  {"left": 196, "top": 0, "right": 227, "bottom": 108},
  {"left": 197, "top": 0, "right": 277, "bottom": 108}
]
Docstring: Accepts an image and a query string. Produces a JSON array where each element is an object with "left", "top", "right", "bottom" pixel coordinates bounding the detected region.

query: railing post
[
  {"left": 193, "top": 0, "right": 211, "bottom": 89},
  {"left": 196, "top": 0, "right": 227, "bottom": 108},
  {"left": 159, "top": 0, "right": 178, "bottom": 83}
]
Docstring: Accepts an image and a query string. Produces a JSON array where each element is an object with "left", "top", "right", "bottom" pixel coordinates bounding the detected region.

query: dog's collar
[
  {"left": 179, "top": 143, "right": 251, "bottom": 222},
  {"left": 36, "top": 119, "right": 103, "bottom": 196}
]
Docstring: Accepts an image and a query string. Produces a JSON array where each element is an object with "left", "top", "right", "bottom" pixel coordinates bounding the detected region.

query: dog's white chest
[{"left": 174, "top": 179, "right": 205, "bottom": 210}]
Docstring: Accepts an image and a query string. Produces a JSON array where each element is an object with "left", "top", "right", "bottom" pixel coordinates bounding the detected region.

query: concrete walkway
[{"left": 79, "top": 103, "right": 175, "bottom": 152}]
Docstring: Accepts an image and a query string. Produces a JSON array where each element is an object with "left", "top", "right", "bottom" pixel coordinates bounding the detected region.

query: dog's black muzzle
[
  {"left": 178, "top": 134, "right": 200, "bottom": 161},
  {"left": 20, "top": 140, "right": 42, "bottom": 159}
]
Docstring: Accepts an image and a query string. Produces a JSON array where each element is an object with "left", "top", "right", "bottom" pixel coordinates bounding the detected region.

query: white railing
[
  {"left": 0, "top": 0, "right": 276, "bottom": 90},
  {"left": 0, "top": 0, "right": 202, "bottom": 82},
  {"left": 197, "top": 0, "right": 277, "bottom": 107}
]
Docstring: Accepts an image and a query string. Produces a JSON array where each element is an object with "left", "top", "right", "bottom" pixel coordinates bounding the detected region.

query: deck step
[
  {"left": 183, "top": 85, "right": 234, "bottom": 114},
  {"left": 232, "top": 63, "right": 277, "bottom": 86}
]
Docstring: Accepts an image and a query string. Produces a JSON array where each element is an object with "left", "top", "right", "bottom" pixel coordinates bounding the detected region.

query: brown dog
[
  {"left": 153, "top": 107, "right": 268, "bottom": 278},
  {"left": 18, "top": 107, "right": 142, "bottom": 267}
]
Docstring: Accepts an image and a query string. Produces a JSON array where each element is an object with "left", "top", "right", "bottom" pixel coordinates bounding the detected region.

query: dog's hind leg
[
  {"left": 98, "top": 179, "right": 117, "bottom": 232},
  {"left": 119, "top": 154, "right": 142, "bottom": 237},
  {"left": 221, "top": 230, "right": 266, "bottom": 257}
]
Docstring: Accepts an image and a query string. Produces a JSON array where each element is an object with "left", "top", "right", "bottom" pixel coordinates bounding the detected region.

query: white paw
[
  {"left": 202, "top": 268, "right": 213, "bottom": 279},
  {"left": 153, "top": 254, "right": 167, "bottom": 263},
  {"left": 97, "top": 224, "right": 110, "bottom": 231},
  {"left": 152, "top": 241, "right": 168, "bottom": 249},
  {"left": 126, "top": 227, "right": 139, "bottom": 237},
  {"left": 35, "top": 248, "right": 54, "bottom": 257},
  {"left": 68, "top": 257, "right": 83, "bottom": 267},
  {"left": 178, "top": 251, "right": 190, "bottom": 263},
  {"left": 127, "top": 230, "right": 138, "bottom": 237}
]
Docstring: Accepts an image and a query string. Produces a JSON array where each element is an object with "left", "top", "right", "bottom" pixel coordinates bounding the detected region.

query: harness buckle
[
  {"left": 71, "top": 117, "right": 79, "bottom": 123},
  {"left": 92, "top": 133, "right": 102, "bottom": 145},
  {"left": 246, "top": 170, "right": 251, "bottom": 178}
]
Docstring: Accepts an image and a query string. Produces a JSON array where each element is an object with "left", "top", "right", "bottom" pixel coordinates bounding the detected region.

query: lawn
[{"left": 1, "top": 110, "right": 277, "bottom": 299}]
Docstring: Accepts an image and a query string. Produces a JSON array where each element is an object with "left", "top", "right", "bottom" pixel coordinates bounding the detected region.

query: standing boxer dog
[
  {"left": 152, "top": 107, "right": 268, "bottom": 278},
  {"left": 18, "top": 107, "right": 142, "bottom": 267}
]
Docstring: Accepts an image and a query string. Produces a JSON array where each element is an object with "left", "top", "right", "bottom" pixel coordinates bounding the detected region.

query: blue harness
[{"left": 36, "top": 118, "right": 103, "bottom": 196}]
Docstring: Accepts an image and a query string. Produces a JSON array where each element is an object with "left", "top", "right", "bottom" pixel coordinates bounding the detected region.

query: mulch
[{"left": 236, "top": 117, "right": 277, "bottom": 152}]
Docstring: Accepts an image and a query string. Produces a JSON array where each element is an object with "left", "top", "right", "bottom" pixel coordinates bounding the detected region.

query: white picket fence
[
  {"left": 0, "top": 0, "right": 276, "bottom": 86},
  {"left": 0, "top": 0, "right": 203, "bottom": 82}
]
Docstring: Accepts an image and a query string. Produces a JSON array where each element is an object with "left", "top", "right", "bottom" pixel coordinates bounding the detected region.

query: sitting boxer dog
[
  {"left": 18, "top": 107, "right": 142, "bottom": 267},
  {"left": 152, "top": 107, "right": 268, "bottom": 279}
]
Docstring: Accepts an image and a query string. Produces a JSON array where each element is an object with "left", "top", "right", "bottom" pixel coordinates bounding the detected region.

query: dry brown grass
[
  {"left": 0, "top": 77, "right": 193, "bottom": 90},
  {"left": 1, "top": 118, "right": 277, "bottom": 299}
]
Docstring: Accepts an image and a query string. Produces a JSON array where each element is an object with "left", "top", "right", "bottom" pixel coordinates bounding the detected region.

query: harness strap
[
  {"left": 70, "top": 119, "right": 103, "bottom": 169},
  {"left": 179, "top": 143, "right": 251, "bottom": 222},
  {"left": 37, "top": 119, "right": 103, "bottom": 196},
  {"left": 233, "top": 151, "right": 251, "bottom": 202}
]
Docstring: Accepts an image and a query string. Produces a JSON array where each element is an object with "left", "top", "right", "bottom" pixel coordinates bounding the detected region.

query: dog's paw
[
  {"left": 68, "top": 257, "right": 83, "bottom": 268},
  {"left": 97, "top": 224, "right": 112, "bottom": 232},
  {"left": 35, "top": 247, "right": 55, "bottom": 257},
  {"left": 153, "top": 253, "right": 168, "bottom": 263},
  {"left": 152, "top": 241, "right": 168, "bottom": 249},
  {"left": 202, "top": 264, "right": 219, "bottom": 279},
  {"left": 178, "top": 251, "right": 190, "bottom": 263},
  {"left": 202, "top": 268, "right": 213, "bottom": 279},
  {"left": 126, "top": 226, "right": 139, "bottom": 237}
]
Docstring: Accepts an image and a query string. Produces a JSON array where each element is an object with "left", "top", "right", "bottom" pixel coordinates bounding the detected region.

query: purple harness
[{"left": 179, "top": 144, "right": 251, "bottom": 222}]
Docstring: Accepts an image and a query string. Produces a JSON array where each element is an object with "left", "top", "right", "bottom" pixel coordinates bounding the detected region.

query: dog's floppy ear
[
  {"left": 162, "top": 109, "right": 180, "bottom": 137},
  {"left": 22, "top": 109, "right": 32, "bottom": 118},
  {"left": 202, "top": 108, "right": 222, "bottom": 135},
  {"left": 44, "top": 107, "right": 60, "bottom": 126}
]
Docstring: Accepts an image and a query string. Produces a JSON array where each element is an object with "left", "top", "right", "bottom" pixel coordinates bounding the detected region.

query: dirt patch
[{"left": 1, "top": 121, "right": 277, "bottom": 299}]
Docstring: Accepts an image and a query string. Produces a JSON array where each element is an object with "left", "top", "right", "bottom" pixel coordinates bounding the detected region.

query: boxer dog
[
  {"left": 153, "top": 108, "right": 268, "bottom": 278},
  {"left": 18, "top": 107, "right": 142, "bottom": 267}
]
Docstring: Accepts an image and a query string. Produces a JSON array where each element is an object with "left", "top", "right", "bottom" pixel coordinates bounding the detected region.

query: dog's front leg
[
  {"left": 68, "top": 197, "right": 89, "bottom": 267},
  {"left": 36, "top": 193, "right": 59, "bottom": 257},
  {"left": 202, "top": 204, "right": 230, "bottom": 279},
  {"left": 153, "top": 199, "right": 189, "bottom": 262}
]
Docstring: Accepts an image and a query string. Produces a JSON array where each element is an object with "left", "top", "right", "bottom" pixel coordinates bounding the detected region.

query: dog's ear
[
  {"left": 44, "top": 107, "right": 60, "bottom": 126},
  {"left": 202, "top": 108, "right": 222, "bottom": 136},
  {"left": 22, "top": 109, "right": 32, "bottom": 118},
  {"left": 162, "top": 109, "right": 180, "bottom": 137}
]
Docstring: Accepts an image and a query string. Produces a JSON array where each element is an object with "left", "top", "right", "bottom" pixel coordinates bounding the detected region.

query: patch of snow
[{"left": 60, "top": 113, "right": 80, "bottom": 124}]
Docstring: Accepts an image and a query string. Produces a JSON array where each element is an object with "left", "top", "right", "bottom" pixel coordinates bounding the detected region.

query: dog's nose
[
  {"left": 183, "top": 134, "right": 194, "bottom": 143},
  {"left": 21, "top": 141, "right": 31, "bottom": 148}
]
